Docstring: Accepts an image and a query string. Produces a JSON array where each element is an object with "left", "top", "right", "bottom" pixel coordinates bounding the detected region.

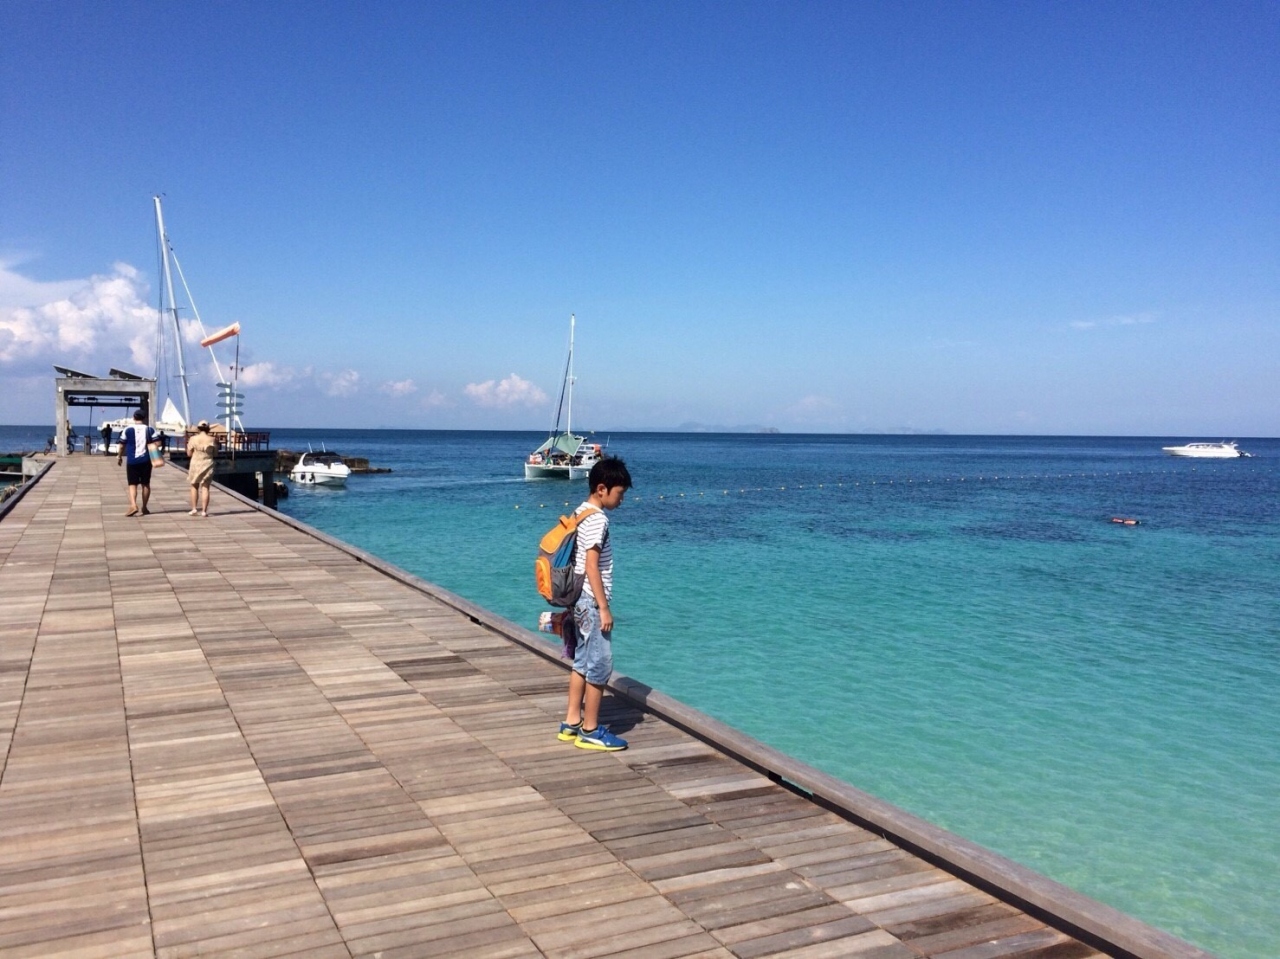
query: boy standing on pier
[{"left": 559, "top": 456, "right": 632, "bottom": 751}]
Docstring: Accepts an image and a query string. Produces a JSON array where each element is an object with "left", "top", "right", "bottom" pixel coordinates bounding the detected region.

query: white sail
[{"left": 158, "top": 396, "right": 187, "bottom": 430}]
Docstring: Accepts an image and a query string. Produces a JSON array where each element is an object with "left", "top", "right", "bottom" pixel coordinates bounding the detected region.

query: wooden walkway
[{"left": 0, "top": 457, "right": 1123, "bottom": 958}]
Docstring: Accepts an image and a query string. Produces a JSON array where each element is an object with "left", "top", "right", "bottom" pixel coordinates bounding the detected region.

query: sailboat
[
  {"left": 149, "top": 196, "right": 245, "bottom": 438},
  {"left": 524, "top": 315, "right": 603, "bottom": 480}
]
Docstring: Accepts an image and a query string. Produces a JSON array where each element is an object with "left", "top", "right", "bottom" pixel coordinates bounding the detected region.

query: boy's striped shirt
[{"left": 572, "top": 502, "right": 611, "bottom": 602}]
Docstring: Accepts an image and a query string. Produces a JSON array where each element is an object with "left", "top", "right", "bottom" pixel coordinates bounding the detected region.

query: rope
[{"left": 510, "top": 465, "right": 1278, "bottom": 508}]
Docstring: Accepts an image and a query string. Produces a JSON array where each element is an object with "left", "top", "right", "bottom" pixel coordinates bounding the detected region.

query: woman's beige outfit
[{"left": 187, "top": 433, "right": 218, "bottom": 487}]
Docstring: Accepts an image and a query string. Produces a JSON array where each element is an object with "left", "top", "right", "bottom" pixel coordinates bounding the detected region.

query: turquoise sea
[{"left": 5, "top": 426, "right": 1277, "bottom": 958}]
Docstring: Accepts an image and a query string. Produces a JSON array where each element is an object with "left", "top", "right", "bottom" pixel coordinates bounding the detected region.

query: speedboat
[
  {"left": 290, "top": 450, "right": 352, "bottom": 487},
  {"left": 1161, "top": 441, "right": 1250, "bottom": 458},
  {"left": 524, "top": 313, "right": 606, "bottom": 480}
]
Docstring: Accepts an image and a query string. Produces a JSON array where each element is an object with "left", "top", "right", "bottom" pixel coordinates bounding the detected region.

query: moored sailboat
[
  {"left": 524, "top": 314, "right": 603, "bottom": 480},
  {"left": 151, "top": 196, "right": 249, "bottom": 441}
]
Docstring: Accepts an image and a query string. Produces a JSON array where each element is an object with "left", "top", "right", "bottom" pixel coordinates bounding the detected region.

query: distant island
[
  {"left": 611, "top": 423, "right": 949, "bottom": 435},
  {"left": 673, "top": 421, "right": 781, "bottom": 433}
]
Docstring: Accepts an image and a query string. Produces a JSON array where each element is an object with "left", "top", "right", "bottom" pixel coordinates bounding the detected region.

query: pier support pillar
[{"left": 217, "top": 472, "right": 260, "bottom": 502}]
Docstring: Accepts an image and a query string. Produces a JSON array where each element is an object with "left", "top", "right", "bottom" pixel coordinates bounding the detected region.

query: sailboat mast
[
  {"left": 153, "top": 196, "right": 191, "bottom": 424},
  {"left": 566, "top": 314, "right": 575, "bottom": 438}
]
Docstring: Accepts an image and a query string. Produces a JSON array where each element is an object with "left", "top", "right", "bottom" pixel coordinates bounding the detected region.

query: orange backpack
[{"left": 535, "top": 507, "right": 600, "bottom": 606}]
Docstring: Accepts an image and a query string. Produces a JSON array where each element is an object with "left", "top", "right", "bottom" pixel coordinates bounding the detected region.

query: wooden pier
[{"left": 0, "top": 458, "right": 1213, "bottom": 959}]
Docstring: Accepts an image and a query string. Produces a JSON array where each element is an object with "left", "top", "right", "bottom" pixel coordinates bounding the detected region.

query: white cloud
[
  {"left": 0, "top": 260, "right": 158, "bottom": 373},
  {"left": 180, "top": 318, "right": 206, "bottom": 345},
  {"left": 229, "top": 362, "right": 366, "bottom": 401},
  {"left": 1071, "top": 311, "right": 1157, "bottom": 331},
  {"left": 0, "top": 259, "right": 376, "bottom": 415},
  {"left": 421, "top": 389, "right": 449, "bottom": 409},
  {"left": 237, "top": 361, "right": 303, "bottom": 389},
  {"left": 464, "top": 373, "right": 547, "bottom": 408},
  {"left": 379, "top": 378, "right": 417, "bottom": 397},
  {"left": 320, "top": 368, "right": 360, "bottom": 397},
  {"left": 0, "top": 256, "right": 85, "bottom": 308}
]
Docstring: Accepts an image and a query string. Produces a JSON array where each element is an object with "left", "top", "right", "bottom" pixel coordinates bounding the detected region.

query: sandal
[{"left": 125, "top": 508, "right": 138, "bottom": 516}]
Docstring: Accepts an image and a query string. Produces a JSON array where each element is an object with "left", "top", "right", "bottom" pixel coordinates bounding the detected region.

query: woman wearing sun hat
[{"left": 185, "top": 421, "right": 218, "bottom": 516}]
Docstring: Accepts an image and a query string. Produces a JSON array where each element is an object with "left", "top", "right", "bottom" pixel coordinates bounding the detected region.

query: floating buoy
[{"left": 1110, "top": 517, "right": 1140, "bottom": 526}]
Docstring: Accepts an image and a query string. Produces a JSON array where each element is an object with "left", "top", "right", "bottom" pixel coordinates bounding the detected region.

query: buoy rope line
[{"left": 511, "top": 465, "right": 1278, "bottom": 509}]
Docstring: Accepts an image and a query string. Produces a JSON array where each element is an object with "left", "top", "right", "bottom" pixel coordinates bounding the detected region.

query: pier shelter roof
[{"left": 52, "top": 368, "right": 156, "bottom": 455}]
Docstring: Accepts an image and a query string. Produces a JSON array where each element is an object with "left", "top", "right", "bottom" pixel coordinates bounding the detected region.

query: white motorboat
[
  {"left": 524, "top": 314, "right": 604, "bottom": 480},
  {"left": 94, "top": 418, "right": 131, "bottom": 455},
  {"left": 290, "top": 450, "right": 352, "bottom": 487},
  {"left": 1161, "top": 441, "right": 1250, "bottom": 458},
  {"left": 95, "top": 397, "right": 186, "bottom": 455}
]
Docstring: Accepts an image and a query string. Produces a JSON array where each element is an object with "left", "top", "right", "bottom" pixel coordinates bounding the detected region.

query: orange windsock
[{"left": 200, "top": 322, "right": 241, "bottom": 347}]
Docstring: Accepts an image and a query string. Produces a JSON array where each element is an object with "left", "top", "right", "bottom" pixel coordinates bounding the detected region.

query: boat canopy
[
  {"left": 533, "top": 432, "right": 584, "bottom": 456},
  {"left": 301, "top": 452, "right": 345, "bottom": 467}
]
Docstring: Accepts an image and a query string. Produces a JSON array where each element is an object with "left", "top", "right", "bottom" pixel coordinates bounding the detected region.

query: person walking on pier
[
  {"left": 559, "top": 456, "right": 633, "bottom": 751},
  {"left": 116, "top": 409, "right": 157, "bottom": 516},
  {"left": 185, "top": 420, "right": 218, "bottom": 517}
]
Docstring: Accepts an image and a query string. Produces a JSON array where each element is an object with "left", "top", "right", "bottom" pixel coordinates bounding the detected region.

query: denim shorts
[{"left": 572, "top": 599, "right": 613, "bottom": 685}]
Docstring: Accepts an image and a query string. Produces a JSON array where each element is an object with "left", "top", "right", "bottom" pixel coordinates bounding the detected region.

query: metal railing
[{"left": 181, "top": 429, "right": 271, "bottom": 452}]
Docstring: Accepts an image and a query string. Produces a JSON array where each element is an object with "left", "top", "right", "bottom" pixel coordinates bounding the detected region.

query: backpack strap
[{"left": 572, "top": 506, "right": 604, "bottom": 556}]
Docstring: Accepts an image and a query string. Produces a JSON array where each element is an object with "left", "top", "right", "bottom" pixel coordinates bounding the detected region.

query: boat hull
[
  {"left": 291, "top": 451, "right": 352, "bottom": 486},
  {"left": 524, "top": 463, "right": 590, "bottom": 480},
  {"left": 290, "top": 470, "right": 348, "bottom": 487},
  {"left": 1161, "top": 444, "right": 1244, "bottom": 458}
]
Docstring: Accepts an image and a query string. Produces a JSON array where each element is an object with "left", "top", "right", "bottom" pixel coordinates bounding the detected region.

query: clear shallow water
[{"left": 6, "top": 426, "right": 1277, "bottom": 957}]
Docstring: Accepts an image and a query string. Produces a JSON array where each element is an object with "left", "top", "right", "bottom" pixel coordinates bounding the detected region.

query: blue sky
[{"left": 3, "top": 1, "right": 1277, "bottom": 434}]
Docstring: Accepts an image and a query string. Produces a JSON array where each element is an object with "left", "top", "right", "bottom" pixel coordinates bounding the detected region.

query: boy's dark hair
[{"left": 589, "top": 456, "right": 632, "bottom": 491}]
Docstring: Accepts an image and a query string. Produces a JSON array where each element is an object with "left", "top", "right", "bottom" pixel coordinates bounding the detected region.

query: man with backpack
[{"left": 557, "top": 456, "right": 633, "bottom": 751}]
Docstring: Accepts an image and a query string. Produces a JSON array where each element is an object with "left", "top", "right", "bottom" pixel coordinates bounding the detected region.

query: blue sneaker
[
  {"left": 557, "top": 721, "right": 581, "bottom": 742},
  {"left": 575, "top": 725, "right": 627, "bottom": 751}
]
